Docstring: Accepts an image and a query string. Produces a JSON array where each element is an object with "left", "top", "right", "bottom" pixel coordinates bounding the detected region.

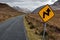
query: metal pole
[{"left": 43, "top": 22, "right": 46, "bottom": 40}]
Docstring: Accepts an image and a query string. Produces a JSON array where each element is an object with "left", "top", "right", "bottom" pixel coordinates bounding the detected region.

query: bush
[{"left": 30, "top": 24, "right": 35, "bottom": 29}]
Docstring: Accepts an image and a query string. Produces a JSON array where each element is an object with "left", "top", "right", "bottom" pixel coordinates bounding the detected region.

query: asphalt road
[{"left": 0, "top": 15, "right": 27, "bottom": 40}]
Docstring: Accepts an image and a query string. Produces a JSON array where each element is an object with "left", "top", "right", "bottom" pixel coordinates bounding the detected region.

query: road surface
[{"left": 0, "top": 15, "right": 27, "bottom": 40}]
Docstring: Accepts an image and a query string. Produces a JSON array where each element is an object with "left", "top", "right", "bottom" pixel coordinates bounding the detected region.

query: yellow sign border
[{"left": 38, "top": 4, "right": 55, "bottom": 22}]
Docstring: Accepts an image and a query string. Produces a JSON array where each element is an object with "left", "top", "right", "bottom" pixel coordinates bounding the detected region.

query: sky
[{"left": 0, "top": 0, "right": 58, "bottom": 11}]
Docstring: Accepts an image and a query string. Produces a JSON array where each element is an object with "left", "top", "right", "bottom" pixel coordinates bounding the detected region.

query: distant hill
[
  {"left": 32, "top": 0, "right": 60, "bottom": 14},
  {"left": 13, "top": 6, "right": 31, "bottom": 14},
  {"left": 51, "top": 0, "right": 60, "bottom": 10},
  {"left": 0, "top": 3, "right": 25, "bottom": 22},
  {"left": 32, "top": 6, "right": 44, "bottom": 14}
]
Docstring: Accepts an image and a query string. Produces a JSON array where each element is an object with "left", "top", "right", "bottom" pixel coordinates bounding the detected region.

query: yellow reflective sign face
[{"left": 39, "top": 4, "right": 54, "bottom": 22}]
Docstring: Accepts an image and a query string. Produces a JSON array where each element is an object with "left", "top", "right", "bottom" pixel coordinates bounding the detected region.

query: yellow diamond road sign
[{"left": 39, "top": 4, "right": 54, "bottom": 22}]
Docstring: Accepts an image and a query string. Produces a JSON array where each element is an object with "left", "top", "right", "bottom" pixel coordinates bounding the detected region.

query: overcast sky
[
  {"left": 0, "top": 0, "right": 58, "bottom": 11},
  {"left": 0, "top": 0, "right": 58, "bottom": 2}
]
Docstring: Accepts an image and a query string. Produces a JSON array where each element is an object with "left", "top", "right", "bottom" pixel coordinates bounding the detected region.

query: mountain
[
  {"left": 0, "top": 3, "right": 25, "bottom": 22},
  {"left": 13, "top": 6, "right": 31, "bottom": 14},
  {"left": 32, "top": 0, "right": 60, "bottom": 14},
  {"left": 32, "top": 6, "right": 44, "bottom": 14},
  {"left": 51, "top": 0, "right": 60, "bottom": 10}
]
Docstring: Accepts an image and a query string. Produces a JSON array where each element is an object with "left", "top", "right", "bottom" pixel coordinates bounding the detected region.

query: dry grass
[
  {"left": 0, "top": 12, "right": 24, "bottom": 22},
  {"left": 24, "top": 17, "right": 42, "bottom": 40},
  {"left": 25, "top": 10, "right": 60, "bottom": 40}
]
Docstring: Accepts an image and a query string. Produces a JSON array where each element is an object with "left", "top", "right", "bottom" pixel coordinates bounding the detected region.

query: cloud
[
  {"left": 0, "top": 0, "right": 23, "bottom": 2},
  {"left": 0, "top": 0, "right": 57, "bottom": 2},
  {"left": 51, "top": 0, "right": 57, "bottom": 2},
  {"left": 7, "top": 0, "right": 57, "bottom": 11},
  {"left": 39, "top": 0, "right": 48, "bottom": 2}
]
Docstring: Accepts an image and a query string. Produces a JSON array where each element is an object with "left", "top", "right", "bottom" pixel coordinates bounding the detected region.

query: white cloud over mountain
[{"left": 3, "top": 0, "right": 57, "bottom": 11}]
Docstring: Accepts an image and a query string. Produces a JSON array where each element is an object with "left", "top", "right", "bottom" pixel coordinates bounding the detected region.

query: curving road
[{"left": 0, "top": 15, "right": 27, "bottom": 40}]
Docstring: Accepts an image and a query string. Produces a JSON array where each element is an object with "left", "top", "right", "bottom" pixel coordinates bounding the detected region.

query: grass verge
[{"left": 24, "top": 17, "right": 42, "bottom": 40}]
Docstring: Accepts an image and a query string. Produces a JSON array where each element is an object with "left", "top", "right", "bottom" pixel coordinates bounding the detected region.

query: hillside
[
  {"left": 0, "top": 3, "right": 25, "bottom": 22},
  {"left": 25, "top": 10, "right": 60, "bottom": 40},
  {"left": 25, "top": 0, "right": 60, "bottom": 40}
]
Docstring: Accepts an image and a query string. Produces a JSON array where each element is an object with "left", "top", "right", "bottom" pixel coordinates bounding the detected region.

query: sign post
[
  {"left": 38, "top": 4, "right": 54, "bottom": 40},
  {"left": 43, "top": 23, "right": 46, "bottom": 40}
]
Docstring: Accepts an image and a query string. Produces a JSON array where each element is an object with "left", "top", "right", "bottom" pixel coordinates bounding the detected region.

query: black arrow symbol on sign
[{"left": 43, "top": 8, "right": 50, "bottom": 18}]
